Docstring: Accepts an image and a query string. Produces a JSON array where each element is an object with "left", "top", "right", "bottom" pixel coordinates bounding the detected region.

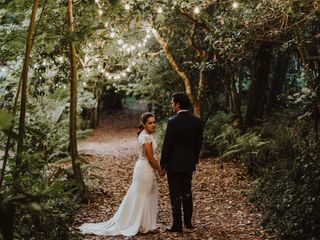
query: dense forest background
[{"left": 0, "top": 0, "right": 319, "bottom": 239}]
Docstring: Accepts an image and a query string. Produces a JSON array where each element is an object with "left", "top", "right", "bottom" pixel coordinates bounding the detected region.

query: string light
[
  {"left": 57, "top": 56, "right": 64, "bottom": 63},
  {"left": 124, "top": 4, "right": 130, "bottom": 10},
  {"left": 194, "top": 6, "right": 201, "bottom": 14},
  {"left": 91, "top": 3, "right": 241, "bottom": 82},
  {"left": 232, "top": 2, "right": 239, "bottom": 9}
]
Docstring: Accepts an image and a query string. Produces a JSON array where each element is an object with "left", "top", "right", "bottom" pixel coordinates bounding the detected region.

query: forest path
[{"left": 73, "top": 105, "right": 273, "bottom": 240}]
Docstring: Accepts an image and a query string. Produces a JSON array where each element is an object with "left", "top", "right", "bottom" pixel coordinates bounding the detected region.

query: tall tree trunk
[
  {"left": 230, "top": 77, "right": 243, "bottom": 124},
  {"left": 223, "top": 76, "right": 243, "bottom": 124},
  {"left": 245, "top": 42, "right": 273, "bottom": 127},
  {"left": 0, "top": 0, "right": 48, "bottom": 192},
  {"left": 294, "top": 23, "right": 319, "bottom": 143},
  {"left": 1, "top": 1, "right": 40, "bottom": 239},
  {"left": 298, "top": 44, "right": 320, "bottom": 144},
  {"left": 66, "top": 0, "right": 90, "bottom": 202},
  {"left": 15, "top": 0, "right": 39, "bottom": 188},
  {"left": 153, "top": 30, "right": 203, "bottom": 118},
  {"left": 222, "top": 63, "right": 243, "bottom": 124},
  {"left": 266, "top": 51, "right": 290, "bottom": 115}
]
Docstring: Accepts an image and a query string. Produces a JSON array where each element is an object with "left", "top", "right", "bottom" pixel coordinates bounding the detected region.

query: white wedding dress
[{"left": 79, "top": 130, "right": 158, "bottom": 236}]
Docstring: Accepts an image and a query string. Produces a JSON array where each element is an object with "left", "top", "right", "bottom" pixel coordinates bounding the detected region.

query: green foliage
[
  {"left": 202, "top": 111, "right": 235, "bottom": 157},
  {"left": 0, "top": 108, "right": 13, "bottom": 131},
  {"left": 4, "top": 179, "right": 81, "bottom": 240},
  {"left": 245, "top": 109, "right": 320, "bottom": 239},
  {"left": 250, "top": 143, "right": 320, "bottom": 239},
  {"left": 222, "top": 131, "right": 270, "bottom": 176}
]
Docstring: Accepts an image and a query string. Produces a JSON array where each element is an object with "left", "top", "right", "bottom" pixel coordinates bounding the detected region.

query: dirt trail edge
[{"left": 73, "top": 110, "right": 274, "bottom": 240}]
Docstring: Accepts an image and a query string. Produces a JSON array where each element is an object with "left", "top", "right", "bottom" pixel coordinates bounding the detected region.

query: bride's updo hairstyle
[{"left": 137, "top": 112, "right": 155, "bottom": 136}]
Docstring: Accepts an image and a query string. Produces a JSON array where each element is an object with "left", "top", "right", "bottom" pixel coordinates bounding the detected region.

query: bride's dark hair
[{"left": 137, "top": 112, "right": 155, "bottom": 136}]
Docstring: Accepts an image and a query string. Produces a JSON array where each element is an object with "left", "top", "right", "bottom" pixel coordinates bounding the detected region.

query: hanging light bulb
[
  {"left": 194, "top": 6, "right": 200, "bottom": 14},
  {"left": 124, "top": 3, "right": 130, "bottom": 10},
  {"left": 110, "top": 32, "right": 116, "bottom": 38},
  {"left": 130, "top": 46, "right": 136, "bottom": 51},
  {"left": 57, "top": 56, "right": 64, "bottom": 62},
  {"left": 157, "top": 7, "right": 163, "bottom": 13},
  {"left": 117, "top": 39, "right": 124, "bottom": 45},
  {"left": 126, "top": 47, "right": 131, "bottom": 53},
  {"left": 232, "top": 2, "right": 239, "bottom": 9}
]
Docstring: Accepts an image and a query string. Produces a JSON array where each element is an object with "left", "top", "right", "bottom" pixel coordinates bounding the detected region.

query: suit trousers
[{"left": 167, "top": 171, "right": 193, "bottom": 229}]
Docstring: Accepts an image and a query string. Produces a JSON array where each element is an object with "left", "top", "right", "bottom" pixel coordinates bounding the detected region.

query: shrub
[
  {"left": 249, "top": 114, "right": 320, "bottom": 240},
  {"left": 202, "top": 111, "right": 235, "bottom": 157}
]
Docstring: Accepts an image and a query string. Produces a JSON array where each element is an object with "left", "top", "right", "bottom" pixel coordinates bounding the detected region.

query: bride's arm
[{"left": 143, "top": 143, "right": 162, "bottom": 174}]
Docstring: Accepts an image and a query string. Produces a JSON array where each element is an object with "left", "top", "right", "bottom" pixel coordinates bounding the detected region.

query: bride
[{"left": 79, "top": 112, "right": 164, "bottom": 236}]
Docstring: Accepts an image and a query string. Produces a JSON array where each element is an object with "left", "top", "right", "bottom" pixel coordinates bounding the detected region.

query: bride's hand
[{"left": 158, "top": 169, "right": 166, "bottom": 177}]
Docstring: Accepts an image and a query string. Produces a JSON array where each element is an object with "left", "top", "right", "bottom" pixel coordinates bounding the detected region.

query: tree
[
  {"left": 66, "top": 0, "right": 90, "bottom": 202},
  {"left": 15, "top": 0, "right": 39, "bottom": 189}
]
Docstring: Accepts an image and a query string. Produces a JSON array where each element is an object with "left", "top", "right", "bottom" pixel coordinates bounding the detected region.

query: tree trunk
[
  {"left": 266, "top": 51, "right": 290, "bottom": 115},
  {"left": 230, "top": 78, "right": 243, "bottom": 124},
  {"left": 153, "top": 30, "right": 203, "bottom": 118},
  {"left": 245, "top": 42, "right": 273, "bottom": 127},
  {"left": 222, "top": 62, "right": 243, "bottom": 124},
  {"left": 15, "top": 0, "right": 39, "bottom": 188},
  {"left": 298, "top": 45, "right": 320, "bottom": 144},
  {"left": 66, "top": 0, "right": 90, "bottom": 202}
]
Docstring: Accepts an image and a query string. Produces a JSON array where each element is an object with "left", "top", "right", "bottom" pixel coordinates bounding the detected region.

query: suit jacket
[{"left": 160, "top": 111, "right": 203, "bottom": 172}]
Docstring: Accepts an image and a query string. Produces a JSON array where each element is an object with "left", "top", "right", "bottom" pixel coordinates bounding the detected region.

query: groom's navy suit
[{"left": 160, "top": 111, "right": 203, "bottom": 231}]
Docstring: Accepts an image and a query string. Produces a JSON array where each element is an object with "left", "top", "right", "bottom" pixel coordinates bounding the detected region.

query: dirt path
[{"left": 73, "top": 109, "right": 274, "bottom": 240}]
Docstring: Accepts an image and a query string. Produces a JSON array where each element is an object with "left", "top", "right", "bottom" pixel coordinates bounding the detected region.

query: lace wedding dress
[{"left": 79, "top": 130, "right": 158, "bottom": 236}]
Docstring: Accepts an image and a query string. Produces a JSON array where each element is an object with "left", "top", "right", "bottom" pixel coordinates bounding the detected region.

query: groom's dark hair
[{"left": 172, "top": 92, "right": 190, "bottom": 110}]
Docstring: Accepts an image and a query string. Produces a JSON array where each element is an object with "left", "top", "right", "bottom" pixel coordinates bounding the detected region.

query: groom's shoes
[
  {"left": 184, "top": 225, "right": 193, "bottom": 233},
  {"left": 166, "top": 226, "right": 183, "bottom": 233},
  {"left": 185, "top": 223, "right": 193, "bottom": 229}
]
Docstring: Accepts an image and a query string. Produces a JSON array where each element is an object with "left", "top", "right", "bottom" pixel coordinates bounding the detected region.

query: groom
[{"left": 160, "top": 92, "right": 203, "bottom": 233}]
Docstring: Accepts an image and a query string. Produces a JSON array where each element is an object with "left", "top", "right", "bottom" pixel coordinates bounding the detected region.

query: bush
[
  {"left": 249, "top": 114, "right": 320, "bottom": 240},
  {"left": 250, "top": 144, "right": 320, "bottom": 239},
  {"left": 202, "top": 111, "right": 235, "bottom": 157}
]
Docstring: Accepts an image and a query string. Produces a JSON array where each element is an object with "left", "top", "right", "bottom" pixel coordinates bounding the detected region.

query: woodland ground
[{"left": 72, "top": 105, "right": 275, "bottom": 240}]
